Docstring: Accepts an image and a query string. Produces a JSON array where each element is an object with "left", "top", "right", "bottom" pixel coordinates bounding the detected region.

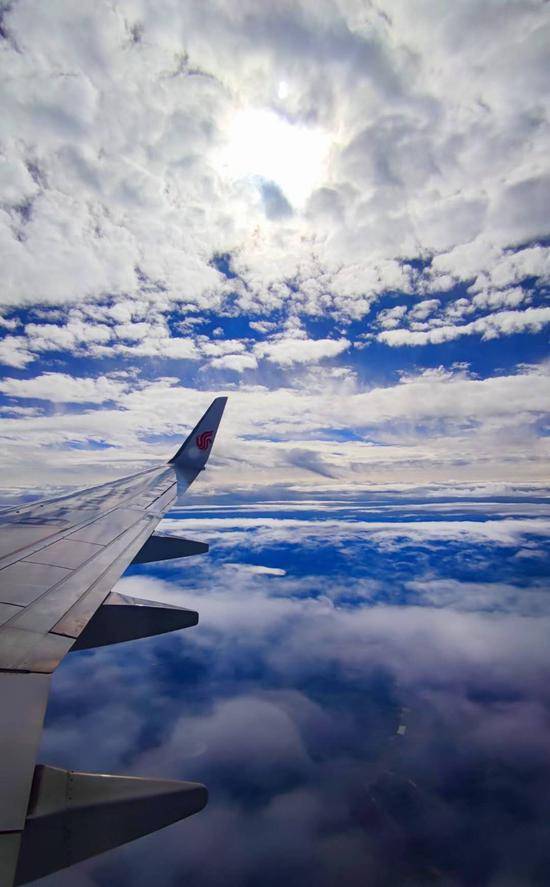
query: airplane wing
[{"left": 0, "top": 396, "right": 227, "bottom": 886}]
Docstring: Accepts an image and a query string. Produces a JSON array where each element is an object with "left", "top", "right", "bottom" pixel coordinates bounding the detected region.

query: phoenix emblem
[{"left": 196, "top": 430, "right": 214, "bottom": 450}]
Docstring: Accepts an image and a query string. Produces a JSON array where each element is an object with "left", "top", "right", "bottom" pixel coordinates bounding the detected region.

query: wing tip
[{"left": 168, "top": 396, "right": 227, "bottom": 467}]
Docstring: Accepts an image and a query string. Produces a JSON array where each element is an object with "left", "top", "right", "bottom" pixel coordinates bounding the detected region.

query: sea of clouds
[{"left": 35, "top": 499, "right": 550, "bottom": 886}]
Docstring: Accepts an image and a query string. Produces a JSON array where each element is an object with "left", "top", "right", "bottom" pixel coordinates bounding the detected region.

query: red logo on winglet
[{"left": 196, "top": 430, "right": 214, "bottom": 450}]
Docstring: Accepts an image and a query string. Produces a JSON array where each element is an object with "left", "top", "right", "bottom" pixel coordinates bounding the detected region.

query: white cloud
[
  {"left": 0, "top": 335, "right": 34, "bottom": 368},
  {"left": 256, "top": 337, "right": 350, "bottom": 366},
  {"left": 198, "top": 338, "right": 248, "bottom": 357},
  {"left": 375, "top": 305, "right": 408, "bottom": 329},
  {"left": 0, "top": 372, "right": 132, "bottom": 404},
  {"left": 24, "top": 319, "right": 112, "bottom": 352},
  {"left": 470, "top": 287, "right": 530, "bottom": 311},
  {"left": 33, "top": 492, "right": 550, "bottom": 885},
  {"left": 405, "top": 578, "right": 550, "bottom": 617},
  {"left": 379, "top": 306, "right": 550, "bottom": 346},
  {"left": 113, "top": 335, "right": 200, "bottom": 360},
  {"left": 20, "top": 316, "right": 200, "bottom": 362},
  {"left": 225, "top": 564, "right": 287, "bottom": 576},
  {"left": 249, "top": 320, "right": 278, "bottom": 334},
  {"left": 0, "top": 314, "right": 20, "bottom": 331},
  {"left": 159, "top": 514, "right": 550, "bottom": 553},
  {"left": 409, "top": 299, "right": 440, "bottom": 320},
  {"left": 113, "top": 321, "right": 157, "bottom": 342},
  {"left": 0, "top": 0, "right": 548, "bottom": 319},
  {"left": 473, "top": 245, "right": 550, "bottom": 292},
  {"left": 208, "top": 353, "right": 258, "bottom": 372},
  {"left": 138, "top": 693, "right": 311, "bottom": 775},
  {"left": 0, "top": 405, "right": 44, "bottom": 417}
]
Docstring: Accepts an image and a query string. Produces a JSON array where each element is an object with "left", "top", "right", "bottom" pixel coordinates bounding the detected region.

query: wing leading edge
[{"left": 0, "top": 396, "right": 227, "bottom": 885}]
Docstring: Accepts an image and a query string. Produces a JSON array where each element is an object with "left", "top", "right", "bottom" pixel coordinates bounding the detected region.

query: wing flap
[{"left": 0, "top": 627, "right": 74, "bottom": 673}]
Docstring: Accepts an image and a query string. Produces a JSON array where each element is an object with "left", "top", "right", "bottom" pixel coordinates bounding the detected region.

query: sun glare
[{"left": 221, "top": 108, "right": 330, "bottom": 208}]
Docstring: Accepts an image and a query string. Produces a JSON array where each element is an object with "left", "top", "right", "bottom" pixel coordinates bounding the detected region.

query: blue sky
[{"left": 1, "top": 1, "right": 550, "bottom": 884}]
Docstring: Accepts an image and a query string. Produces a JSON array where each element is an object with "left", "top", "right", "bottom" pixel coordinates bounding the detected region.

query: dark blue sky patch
[{"left": 209, "top": 253, "right": 238, "bottom": 280}]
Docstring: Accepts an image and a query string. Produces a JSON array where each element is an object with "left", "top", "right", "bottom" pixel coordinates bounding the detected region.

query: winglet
[{"left": 169, "top": 397, "right": 227, "bottom": 495}]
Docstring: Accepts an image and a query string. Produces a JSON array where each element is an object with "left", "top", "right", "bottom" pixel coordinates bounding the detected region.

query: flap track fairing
[
  {"left": 15, "top": 765, "right": 207, "bottom": 885},
  {"left": 71, "top": 592, "right": 198, "bottom": 651},
  {"left": 131, "top": 533, "right": 209, "bottom": 565}
]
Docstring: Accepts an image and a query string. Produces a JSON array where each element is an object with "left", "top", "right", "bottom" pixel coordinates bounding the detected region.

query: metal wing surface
[{"left": 0, "top": 396, "right": 227, "bottom": 885}]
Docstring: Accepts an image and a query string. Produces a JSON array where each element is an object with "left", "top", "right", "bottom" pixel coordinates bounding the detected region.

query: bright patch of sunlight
[{"left": 221, "top": 108, "right": 330, "bottom": 208}]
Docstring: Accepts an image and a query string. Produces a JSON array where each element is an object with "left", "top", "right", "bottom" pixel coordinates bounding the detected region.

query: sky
[
  {"left": 1, "top": 1, "right": 550, "bottom": 885},
  {"left": 0, "top": 0, "right": 549, "bottom": 498}
]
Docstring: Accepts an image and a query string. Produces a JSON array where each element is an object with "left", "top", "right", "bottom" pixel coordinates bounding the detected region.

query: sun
[{"left": 221, "top": 107, "right": 330, "bottom": 209}]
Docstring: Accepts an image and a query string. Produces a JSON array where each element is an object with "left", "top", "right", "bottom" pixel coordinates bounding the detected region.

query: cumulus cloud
[
  {"left": 471, "top": 286, "right": 530, "bottom": 311},
  {"left": 379, "top": 306, "right": 550, "bottom": 346},
  {"left": 255, "top": 336, "right": 350, "bottom": 366},
  {"left": 408, "top": 299, "right": 440, "bottom": 321},
  {"left": 0, "top": 0, "right": 548, "bottom": 321},
  {"left": 208, "top": 353, "right": 258, "bottom": 372},
  {"left": 0, "top": 371, "right": 132, "bottom": 404},
  {"left": 375, "top": 305, "right": 408, "bottom": 329},
  {"left": 198, "top": 339, "right": 248, "bottom": 358},
  {"left": 0, "top": 334, "right": 34, "bottom": 368},
  {"left": 24, "top": 319, "right": 113, "bottom": 353}
]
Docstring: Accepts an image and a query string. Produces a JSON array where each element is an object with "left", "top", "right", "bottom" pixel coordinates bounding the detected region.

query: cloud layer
[{"left": 36, "top": 499, "right": 550, "bottom": 886}]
